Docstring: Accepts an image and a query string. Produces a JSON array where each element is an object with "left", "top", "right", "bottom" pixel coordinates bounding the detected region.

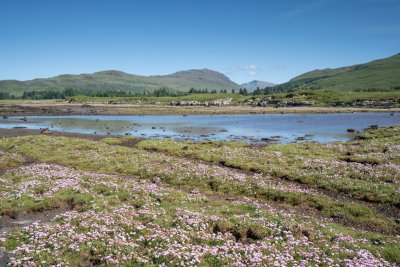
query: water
[{"left": 1, "top": 113, "right": 399, "bottom": 143}]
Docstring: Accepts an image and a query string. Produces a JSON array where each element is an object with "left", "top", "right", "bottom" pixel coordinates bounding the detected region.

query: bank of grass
[
  {"left": 71, "top": 93, "right": 247, "bottom": 105},
  {"left": 0, "top": 150, "right": 26, "bottom": 171},
  {"left": 0, "top": 132, "right": 399, "bottom": 265},
  {"left": 257, "top": 90, "right": 400, "bottom": 107},
  {"left": 1, "top": 169, "right": 398, "bottom": 265},
  {"left": 0, "top": 134, "right": 398, "bottom": 234},
  {"left": 138, "top": 125, "right": 400, "bottom": 207}
]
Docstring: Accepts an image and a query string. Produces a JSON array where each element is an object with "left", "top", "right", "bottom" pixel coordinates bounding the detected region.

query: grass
[
  {"left": 72, "top": 93, "right": 246, "bottom": 105},
  {"left": 138, "top": 126, "right": 400, "bottom": 207},
  {"left": 274, "top": 54, "right": 400, "bottom": 92},
  {"left": 0, "top": 125, "right": 399, "bottom": 265},
  {"left": 0, "top": 133, "right": 398, "bottom": 234},
  {"left": 249, "top": 89, "right": 400, "bottom": 107}
]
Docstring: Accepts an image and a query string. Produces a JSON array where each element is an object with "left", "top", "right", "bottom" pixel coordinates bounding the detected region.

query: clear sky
[{"left": 0, "top": 0, "right": 399, "bottom": 84}]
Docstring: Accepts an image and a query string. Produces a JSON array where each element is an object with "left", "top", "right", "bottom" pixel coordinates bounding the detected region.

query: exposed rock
[
  {"left": 261, "top": 137, "right": 279, "bottom": 142},
  {"left": 170, "top": 98, "right": 233, "bottom": 107},
  {"left": 351, "top": 99, "right": 399, "bottom": 107},
  {"left": 347, "top": 128, "right": 356, "bottom": 133},
  {"left": 40, "top": 128, "right": 53, "bottom": 135},
  {"left": 364, "top": 125, "right": 379, "bottom": 131},
  {"left": 190, "top": 188, "right": 200, "bottom": 194},
  {"left": 242, "top": 97, "right": 315, "bottom": 107},
  {"left": 10, "top": 211, "right": 27, "bottom": 220},
  {"left": 152, "top": 177, "right": 162, "bottom": 184},
  {"left": 0, "top": 247, "right": 9, "bottom": 267}
]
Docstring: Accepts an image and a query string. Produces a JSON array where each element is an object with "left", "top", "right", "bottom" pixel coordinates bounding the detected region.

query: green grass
[
  {"left": 247, "top": 89, "right": 400, "bottom": 107},
  {"left": 0, "top": 133, "right": 398, "bottom": 234},
  {"left": 0, "top": 128, "right": 399, "bottom": 265},
  {"left": 138, "top": 125, "right": 400, "bottom": 208},
  {"left": 274, "top": 54, "right": 400, "bottom": 92},
  {"left": 72, "top": 93, "right": 246, "bottom": 105}
]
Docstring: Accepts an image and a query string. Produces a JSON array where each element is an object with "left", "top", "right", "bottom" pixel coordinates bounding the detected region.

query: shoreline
[
  {"left": 0, "top": 128, "right": 107, "bottom": 141},
  {"left": 1, "top": 103, "right": 400, "bottom": 116}
]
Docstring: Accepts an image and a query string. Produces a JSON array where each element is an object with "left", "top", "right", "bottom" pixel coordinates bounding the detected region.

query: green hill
[
  {"left": 0, "top": 69, "right": 240, "bottom": 95},
  {"left": 273, "top": 54, "right": 400, "bottom": 92}
]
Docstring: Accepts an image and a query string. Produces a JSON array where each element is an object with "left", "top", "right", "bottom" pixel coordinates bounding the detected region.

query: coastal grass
[
  {"left": 138, "top": 125, "right": 400, "bottom": 207},
  {"left": 0, "top": 129, "right": 399, "bottom": 265},
  {"left": 0, "top": 134, "right": 398, "bottom": 234}
]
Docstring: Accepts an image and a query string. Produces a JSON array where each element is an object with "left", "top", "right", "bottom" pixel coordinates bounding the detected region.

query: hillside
[
  {"left": 0, "top": 69, "right": 240, "bottom": 94},
  {"left": 241, "top": 80, "right": 276, "bottom": 91},
  {"left": 273, "top": 54, "right": 400, "bottom": 92}
]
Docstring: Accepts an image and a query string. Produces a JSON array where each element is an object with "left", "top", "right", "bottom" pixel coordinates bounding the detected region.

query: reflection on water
[{"left": 0, "top": 113, "right": 399, "bottom": 143}]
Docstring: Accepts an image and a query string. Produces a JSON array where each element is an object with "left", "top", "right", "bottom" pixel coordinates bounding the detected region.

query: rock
[
  {"left": 351, "top": 99, "right": 399, "bottom": 107},
  {"left": 261, "top": 137, "right": 278, "bottom": 142},
  {"left": 40, "top": 128, "right": 52, "bottom": 134},
  {"left": 0, "top": 247, "right": 9, "bottom": 267},
  {"left": 10, "top": 211, "right": 27, "bottom": 220},
  {"left": 170, "top": 98, "right": 232, "bottom": 107},
  {"left": 152, "top": 177, "right": 162, "bottom": 184},
  {"left": 364, "top": 125, "right": 379, "bottom": 131},
  {"left": 190, "top": 188, "right": 200, "bottom": 194},
  {"left": 347, "top": 128, "right": 356, "bottom": 133}
]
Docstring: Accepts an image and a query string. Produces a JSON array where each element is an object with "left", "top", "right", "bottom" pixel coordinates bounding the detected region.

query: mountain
[
  {"left": 273, "top": 54, "right": 400, "bottom": 92},
  {"left": 0, "top": 68, "right": 240, "bottom": 94},
  {"left": 241, "top": 80, "right": 276, "bottom": 91}
]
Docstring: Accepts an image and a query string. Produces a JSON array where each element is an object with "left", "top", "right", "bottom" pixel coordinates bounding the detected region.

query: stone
[
  {"left": 152, "top": 177, "right": 162, "bottom": 184},
  {"left": 0, "top": 247, "right": 9, "bottom": 267},
  {"left": 190, "top": 188, "right": 200, "bottom": 194},
  {"left": 10, "top": 211, "right": 27, "bottom": 220}
]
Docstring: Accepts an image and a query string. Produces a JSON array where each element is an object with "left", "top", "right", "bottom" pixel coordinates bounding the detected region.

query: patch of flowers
[{"left": 2, "top": 201, "right": 395, "bottom": 266}]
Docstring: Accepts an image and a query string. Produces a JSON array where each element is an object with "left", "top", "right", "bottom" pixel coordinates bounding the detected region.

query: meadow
[{"left": 0, "top": 125, "right": 399, "bottom": 266}]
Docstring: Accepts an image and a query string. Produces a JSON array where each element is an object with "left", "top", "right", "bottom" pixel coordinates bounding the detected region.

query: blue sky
[{"left": 0, "top": 0, "right": 399, "bottom": 84}]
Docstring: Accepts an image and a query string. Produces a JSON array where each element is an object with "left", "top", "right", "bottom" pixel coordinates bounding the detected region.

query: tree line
[{"left": 0, "top": 86, "right": 278, "bottom": 100}]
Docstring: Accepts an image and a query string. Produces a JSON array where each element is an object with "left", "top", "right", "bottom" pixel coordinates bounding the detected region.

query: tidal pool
[{"left": 1, "top": 113, "right": 399, "bottom": 143}]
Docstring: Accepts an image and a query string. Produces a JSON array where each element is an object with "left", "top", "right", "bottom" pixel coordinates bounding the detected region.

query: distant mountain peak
[
  {"left": 165, "top": 68, "right": 236, "bottom": 84},
  {"left": 241, "top": 80, "right": 276, "bottom": 91}
]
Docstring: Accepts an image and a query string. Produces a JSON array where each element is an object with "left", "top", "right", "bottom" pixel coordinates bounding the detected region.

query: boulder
[{"left": 0, "top": 247, "right": 9, "bottom": 267}]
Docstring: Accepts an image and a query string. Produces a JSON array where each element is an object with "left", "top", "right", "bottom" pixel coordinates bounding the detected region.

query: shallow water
[{"left": 1, "top": 113, "right": 399, "bottom": 143}]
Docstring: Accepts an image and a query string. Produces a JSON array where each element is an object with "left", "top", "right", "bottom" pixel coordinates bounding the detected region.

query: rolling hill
[
  {"left": 0, "top": 69, "right": 240, "bottom": 94},
  {"left": 273, "top": 53, "right": 400, "bottom": 92}
]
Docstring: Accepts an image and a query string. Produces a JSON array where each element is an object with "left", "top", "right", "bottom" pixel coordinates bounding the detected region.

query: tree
[{"left": 239, "top": 88, "right": 248, "bottom": 95}]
